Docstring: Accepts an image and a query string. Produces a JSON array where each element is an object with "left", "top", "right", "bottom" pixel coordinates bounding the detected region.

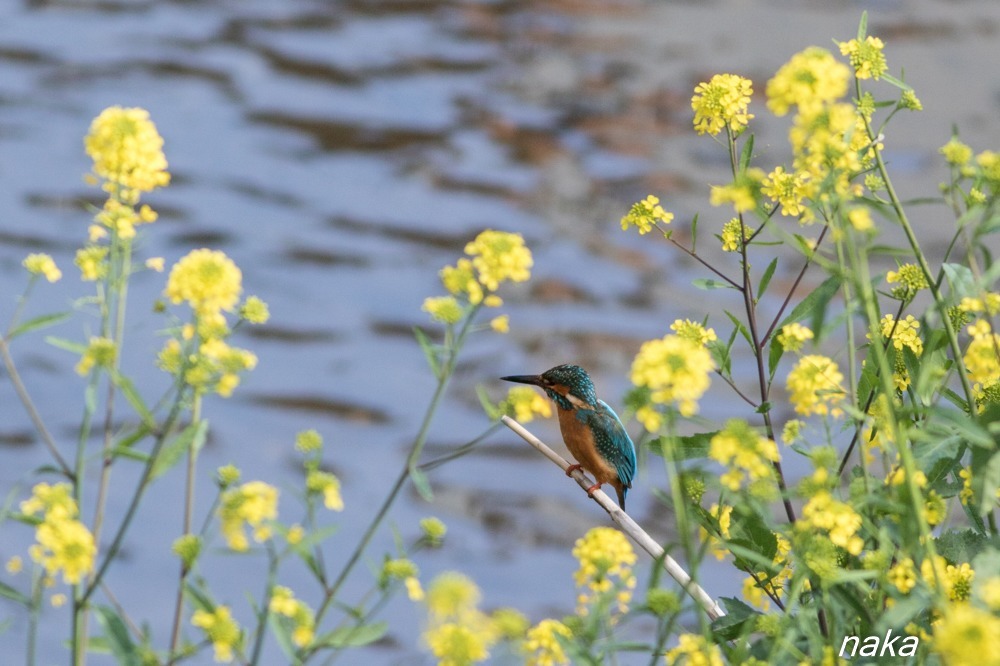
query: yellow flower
[
  {"left": 709, "top": 420, "right": 780, "bottom": 494},
  {"left": 489, "top": 314, "right": 509, "bottom": 333},
  {"left": 269, "top": 586, "right": 315, "bottom": 648},
  {"left": 524, "top": 618, "right": 572, "bottom": 666},
  {"left": 964, "top": 331, "right": 1000, "bottom": 389},
  {"left": 75, "top": 246, "right": 109, "bottom": 281},
  {"left": 710, "top": 168, "right": 764, "bottom": 213},
  {"left": 886, "top": 263, "right": 928, "bottom": 300},
  {"left": 720, "top": 217, "right": 753, "bottom": 252},
  {"left": 870, "top": 314, "right": 923, "bottom": 390},
  {"left": 766, "top": 47, "right": 851, "bottom": 116},
  {"left": 900, "top": 90, "right": 922, "bottom": 111},
  {"left": 701, "top": 503, "right": 732, "bottom": 560},
  {"left": 838, "top": 36, "right": 887, "bottom": 80},
  {"left": 941, "top": 137, "right": 973, "bottom": 166},
  {"left": 22, "top": 253, "right": 62, "bottom": 283},
  {"left": 932, "top": 603, "right": 1000, "bottom": 666},
  {"left": 295, "top": 429, "right": 323, "bottom": 454},
  {"left": 423, "top": 296, "right": 464, "bottom": 324},
  {"left": 171, "top": 534, "right": 202, "bottom": 568},
  {"left": 691, "top": 73, "right": 754, "bottom": 136},
  {"left": 502, "top": 386, "right": 552, "bottom": 423},
  {"left": 665, "top": 633, "right": 725, "bottom": 666},
  {"left": 620, "top": 195, "right": 673, "bottom": 235},
  {"left": 50, "top": 593, "right": 67, "bottom": 608},
  {"left": 635, "top": 405, "right": 663, "bottom": 433},
  {"left": 426, "top": 572, "right": 480, "bottom": 621},
  {"left": 630, "top": 334, "right": 714, "bottom": 417},
  {"left": 405, "top": 576, "right": 424, "bottom": 601},
  {"left": 146, "top": 256, "right": 165, "bottom": 272},
  {"left": 846, "top": 207, "right": 873, "bottom": 232},
  {"left": 420, "top": 516, "right": 448, "bottom": 544},
  {"left": 777, "top": 323, "right": 814, "bottom": 352},
  {"left": 85, "top": 106, "right": 170, "bottom": 199},
  {"left": 191, "top": 606, "right": 241, "bottom": 663},
  {"left": 165, "top": 249, "right": 242, "bottom": 318},
  {"left": 572, "top": 527, "right": 637, "bottom": 614},
  {"left": 440, "top": 259, "right": 483, "bottom": 305},
  {"left": 670, "top": 319, "right": 717, "bottom": 346},
  {"left": 306, "top": 470, "right": 344, "bottom": 511},
  {"left": 491, "top": 608, "right": 529, "bottom": 640},
  {"left": 75, "top": 336, "right": 117, "bottom": 376},
  {"left": 464, "top": 230, "right": 533, "bottom": 291},
  {"left": 21, "top": 482, "right": 77, "bottom": 519},
  {"left": 800, "top": 491, "right": 864, "bottom": 555},
  {"left": 761, "top": 166, "right": 814, "bottom": 221},
  {"left": 239, "top": 296, "right": 270, "bottom": 324},
  {"left": 979, "top": 577, "right": 1000, "bottom": 611},
  {"left": 786, "top": 354, "right": 846, "bottom": 417},
  {"left": 960, "top": 294, "right": 1000, "bottom": 316},
  {"left": 888, "top": 557, "right": 917, "bottom": 594},
  {"left": 216, "top": 464, "right": 241, "bottom": 487},
  {"left": 286, "top": 524, "right": 304, "bottom": 545},
  {"left": 218, "top": 481, "right": 279, "bottom": 551},
  {"left": 922, "top": 557, "right": 975, "bottom": 602},
  {"left": 425, "top": 623, "right": 492, "bottom": 666},
  {"left": 6, "top": 556, "right": 23, "bottom": 574},
  {"left": 30, "top": 514, "right": 97, "bottom": 585},
  {"left": 382, "top": 558, "right": 419, "bottom": 582}
]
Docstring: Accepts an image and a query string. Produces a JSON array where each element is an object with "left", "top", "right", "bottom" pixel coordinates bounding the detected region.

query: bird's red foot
[
  {"left": 585, "top": 483, "right": 603, "bottom": 496},
  {"left": 565, "top": 464, "right": 583, "bottom": 477}
]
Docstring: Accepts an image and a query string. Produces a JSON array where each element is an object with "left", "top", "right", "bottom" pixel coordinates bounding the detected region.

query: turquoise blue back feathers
[{"left": 501, "top": 364, "right": 637, "bottom": 508}]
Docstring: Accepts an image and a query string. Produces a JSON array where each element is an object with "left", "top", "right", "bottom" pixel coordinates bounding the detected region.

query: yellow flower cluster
[
  {"left": 786, "top": 354, "right": 845, "bottom": 417},
  {"left": 691, "top": 73, "right": 755, "bottom": 136},
  {"left": 158, "top": 337, "right": 258, "bottom": 398},
  {"left": 888, "top": 557, "right": 917, "bottom": 594},
  {"left": 710, "top": 168, "right": 764, "bottom": 214},
  {"left": 766, "top": 47, "right": 851, "bottom": 117},
  {"left": 423, "top": 572, "right": 498, "bottom": 666},
  {"left": 960, "top": 293, "right": 1000, "bottom": 316},
  {"left": 295, "top": 429, "right": 323, "bottom": 454},
  {"left": 572, "top": 527, "right": 637, "bottom": 615},
  {"left": 92, "top": 199, "right": 158, "bottom": 240},
  {"left": 720, "top": 217, "right": 753, "bottom": 252},
  {"left": 941, "top": 137, "right": 974, "bottom": 166},
  {"left": 218, "top": 481, "right": 279, "bottom": 551},
  {"left": 837, "top": 36, "right": 888, "bottom": 80},
  {"left": 501, "top": 386, "right": 553, "bottom": 423},
  {"left": 75, "top": 246, "right": 109, "bottom": 281},
  {"left": 191, "top": 605, "right": 241, "bottom": 663},
  {"left": 85, "top": 106, "right": 170, "bottom": 196},
  {"left": 630, "top": 334, "right": 714, "bottom": 419},
  {"left": 22, "top": 253, "right": 62, "bottom": 283},
  {"left": 382, "top": 558, "right": 424, "bottom": 601},
  {"left": 425, "top": 230, "right": 531, "bottom": 329},
  {"left": 761, "top": 166, "right": 814, "bottom": 221},
  {"left": 873, "top": 314, "right": 923, "bottom": 390},
  {"left": 742, "top": 534, "right": 794, "bottom": 611},
  {"left": 788, "top": 102, "right": 869, "bottom": 202},
  {"left": 269, "top": 586, "right": 315, "bottom": 647},
  {"left": 420, "top": 516, "right": 448, "bottom": 545},
  {"left": 777, "top": 323, "right": 814, "bottom": 352},
  {"left": 239, "top": 296, "right": 270, "bottom": 324},
  {"left": 702, "top": 503, "right": 732, "bottom": 561},
  {"left": 886, "top": 263, "right": 928, "bottom": 300},
  {"left": 524, "top": 619, "right": 573, "bottom": 666},
  {"left": 922, "top": 556, "right": 975, "bottom": 602},
  {"left": 166, "top": 249, "right": 242, "bottom": 320},
  {"left": 800, "top": 491, "right": 864, "bottom": 555},
  {"left": 305, "top": 469, "right": 344, "bottom": 511},
  {"left": 709, "top": 420, "right": 780, "bottom": 495},
  {"left": 670, "top": 319, "right": 717, "bottom": 346},
  {"left": 20, "top": 483, "right": 97, "bottom": 586},
  {"left": 963, "top": 321, "right": 1000, "bottom": 397},
  {"left": 665, "top": 633, "right": 725, "bottom": 666},
  {"left": 75, "top": 336, "right": 117, "bottom": 376},
  {"left": 932, "top": 603, "right": 1000, "bottom": 666},
  {"left": 620, "top": 195, "right": 673, "bottom": 235}
]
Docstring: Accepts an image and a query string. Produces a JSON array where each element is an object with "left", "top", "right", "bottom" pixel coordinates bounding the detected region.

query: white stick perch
[{"left": 501, "top": 415, "right": 726, "bottom": 621}]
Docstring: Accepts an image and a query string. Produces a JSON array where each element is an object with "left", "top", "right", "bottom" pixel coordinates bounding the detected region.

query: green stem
[
  {"left": 249, "top": 545, "right": 280, "bottom": 666},
  {"left": 169, "top": 394, "right": 202, "bottom": 663}
]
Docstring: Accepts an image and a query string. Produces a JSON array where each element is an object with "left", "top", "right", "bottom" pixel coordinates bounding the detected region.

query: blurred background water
[{"left": 1, "top": 0, "right": 1000, "bottom": 662}]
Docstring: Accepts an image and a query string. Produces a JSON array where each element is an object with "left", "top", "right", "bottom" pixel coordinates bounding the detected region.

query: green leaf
[
  {"left": 880, "top": 72, "right": 912, "bottom": 91},
  {"left": 95, "top": 605, "right": 140, "bottom": 666},
  {"left": 935, "top": 529, "right": 989, "bottom": 564},
  {"left": 413, "top": 327, "right": 440, "bottom": 379},
  {"left": 739, "top": 134, "right": 755, "bottom": 173},
  {"left": 691, "top": 213, "right": 699, "bottom": 254},
  {"left": 856, "top": 11, "right": 868, "bottom": 40},
  {"left": 776, "top": 275, "right": 841, "bottom": 332},
  {"left": 711, "top": 597, "right": 759, "bottom": 641},
  {"left": 111, "top": 371, "right": 156, "bottom": 428},
  {"left": 941, "top": 263, "right": 977, "bottom": 299},
  {"left": 767, "top": 338, "right": 783, "bottom": 380},
  {"left": 44, "top": 336, "right": 87, "bottom": 355},
  {"left": 409, "top": 465, "right": 433, "bottom": 501},
  {"left": 693, "top": 278, "right": 735, "bottom": 291},
  {"left": 475, "top": 385, "right": 499, "bottom": 420},
  {"left": 7, "top": 311, "right": 71, "bottom": 341},
  {"left": 0, "top": 580, "right": 29, "bottom": 606},
  {"left": 268, "top": 614, "right": 297, "bottom": 661},
  {"left": 724, "top": 310, "right": 753, "bottom": 349},
  {"left": 151, "top": 421, "right": 209, "bottom": 481},
  {"left": 757, "top": 258, "right": 778, "bottom": 300},
  {"left": 646, "top": 432, "right": 716, "bottom": 460},
  {"left": 314, "top": 621, "right": 388, "bottom": 648}
]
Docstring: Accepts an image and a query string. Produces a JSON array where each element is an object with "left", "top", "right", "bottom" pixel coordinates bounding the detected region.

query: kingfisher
[{"left": 502, "top": 364, "right": 637, "bottom": 509}]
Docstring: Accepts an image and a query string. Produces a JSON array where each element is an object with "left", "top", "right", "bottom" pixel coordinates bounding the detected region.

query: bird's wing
[{"left": 577, "top": 400, "right": 637, "bottom": 488}]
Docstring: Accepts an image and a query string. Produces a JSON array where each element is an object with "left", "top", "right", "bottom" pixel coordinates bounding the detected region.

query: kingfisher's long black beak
[{"left": 501, "top": 374, "right": 546, "bottom": 387}]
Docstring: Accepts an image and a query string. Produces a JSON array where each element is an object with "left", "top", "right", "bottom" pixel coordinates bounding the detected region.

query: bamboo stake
[{"left": 501, "top": 415, "right": 726, "bottom": 621}]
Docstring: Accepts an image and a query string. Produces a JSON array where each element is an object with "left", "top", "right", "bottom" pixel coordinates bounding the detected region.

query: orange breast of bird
[{"left": 557, "top": 407, "right": 618, "bottom": 485}]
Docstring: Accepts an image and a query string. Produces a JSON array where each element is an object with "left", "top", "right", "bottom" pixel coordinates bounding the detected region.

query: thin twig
[{"left": 500, "top": 416, "right": 726, "bottom": 621}]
